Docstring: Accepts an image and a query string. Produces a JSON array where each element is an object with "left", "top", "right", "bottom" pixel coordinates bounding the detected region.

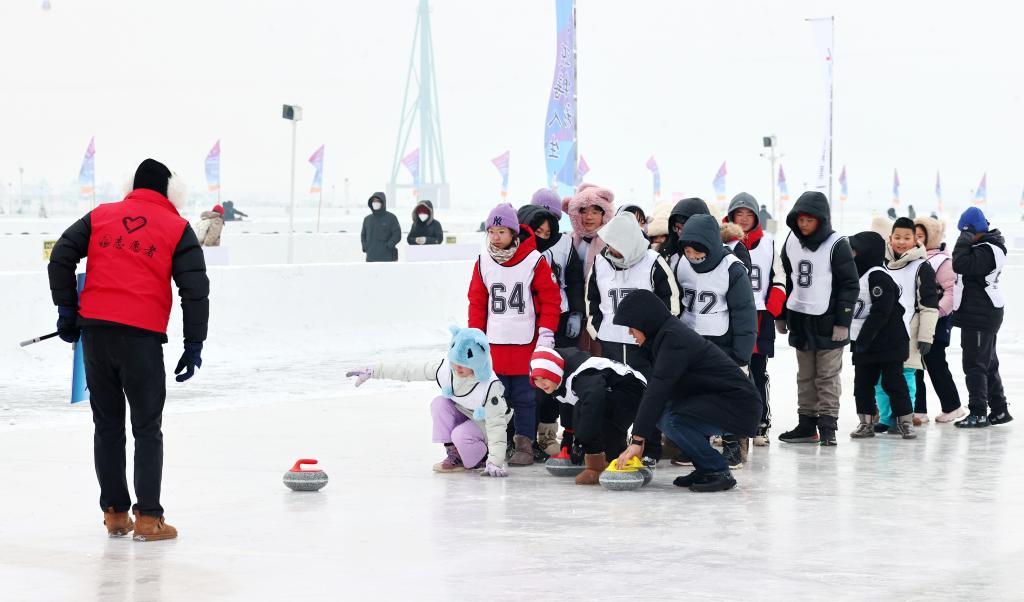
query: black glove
[
  {"left": 566, "top": 312, "right": 583, "bottom": 339},
  {"left": 56, "top": 306, "right": 80, "bottom": 343},
  {"left": 918, "top": 342, "right": 932, "bottom": 357},
  {"left": 174, "top": 341, "right": 203, "bottom": 382}
]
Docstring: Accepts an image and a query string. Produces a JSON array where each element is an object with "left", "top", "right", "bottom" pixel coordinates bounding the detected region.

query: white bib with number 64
[{"left": 478, "top": 250, "right": 542, "bottom": 345}]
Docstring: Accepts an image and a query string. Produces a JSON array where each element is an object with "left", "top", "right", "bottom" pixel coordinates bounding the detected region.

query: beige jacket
[
  {"left": 196, "top": 211, "right": 225, "bottom": 247},
  {"left": 885, "top": 243, "right": 938, "bottom": 369}
]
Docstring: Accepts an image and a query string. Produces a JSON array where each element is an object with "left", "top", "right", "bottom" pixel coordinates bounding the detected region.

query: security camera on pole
[{"left": 282, "top": 104, "right": 303, "bottom": 263}]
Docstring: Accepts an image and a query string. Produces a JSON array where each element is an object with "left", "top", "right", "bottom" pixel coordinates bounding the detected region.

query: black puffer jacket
[
  {"left": 780, "top": 191, "right": 859, "bottom": 351},
  {"left": 848, "top": 231, "right": 908, "bottom": 364},
  {"left": 678, "top": 214, "right": 757, "bottom": 366},
  {"left": 952, "top": 229, "right": 1006, "bottom": 333},
  {"left": 360, "top": 192, "right": 401, "bottom": 262},
  {"left": 613, "top": 290, "right": 762, "bottom": 438},
  {"left": 406, "top": 200, "right": 444, "bottom": 245}
]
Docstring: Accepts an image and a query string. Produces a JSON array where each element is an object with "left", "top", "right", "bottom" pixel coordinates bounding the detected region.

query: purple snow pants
[{"left": 431, "top": 396, "right": 487, "bottom": 468}]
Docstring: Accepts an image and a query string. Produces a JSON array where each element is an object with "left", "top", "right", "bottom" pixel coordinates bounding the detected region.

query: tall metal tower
[{"left": 388, "top": 0, "right": 449, "bottom": 209}]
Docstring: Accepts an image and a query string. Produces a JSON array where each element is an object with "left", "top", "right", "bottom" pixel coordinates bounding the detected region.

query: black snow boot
[
  {"left": 689, "top": 471, "right": 737, "bottom": 492},
  {"left": 817, "top": 415, "right": 838, "bottom": 447},
  {"left": 721, "top": 436, "right": 744, "bottom": 469},
  {"left": 779, "top": 414, "right": 820, "bottom": 443}
]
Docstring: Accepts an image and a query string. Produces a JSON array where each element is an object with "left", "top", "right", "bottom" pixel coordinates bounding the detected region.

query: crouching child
[{"left": 346, "top": 326, "right": 511, "bottom": 476}]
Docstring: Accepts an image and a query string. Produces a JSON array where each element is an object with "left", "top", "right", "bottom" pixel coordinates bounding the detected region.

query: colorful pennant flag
[
  {"left": 402, "top": 148, "right": 421, "bottom": 189},
  {"left": 713, "top": 162, "right": 727, "bottom": 202},
  {"left": 309, "top": 145, "right": 324, "bottom": 194},
  {"left": 491, "top": 151, "right": 510, "bottom": 198},
  {"left": 78, "top": 137, "right": 95, "bottom": 195},
  {"left": 935, "top": 171, "right": 943, "bottom": 213},
  {"left": 838, "top": 166, "right": 847, "bottom": 203},
  {"left": 973, "top": 173, "right": 987, "bottom": 205},
  {"left": 646, "top": 156, "right": 661, "bottom": 197},
  {"left": 778, "top": 165, "right": 790, "bottom": 203},
  {"left": 892, "top": 169, "right": 900, "bottom": 207},
  {"left": 578, "top": 155, "right": 590, "bottom": 179},
  {"left": 205, "top": 140, "right": 221, "bottom": 193}
]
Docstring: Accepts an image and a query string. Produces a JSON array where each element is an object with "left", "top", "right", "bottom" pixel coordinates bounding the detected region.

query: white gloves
[
  {"left": 536, "top": 327, "right": 555, "bottom": 349},
  {"left": 481, "top": 461, "right": 508, "bottom": 477},
  {"left": 345, "top": 368, "right": 374, "bottom": 387},
  {"left": 415, "top": 236, "right": 426, "bottom": 245}
]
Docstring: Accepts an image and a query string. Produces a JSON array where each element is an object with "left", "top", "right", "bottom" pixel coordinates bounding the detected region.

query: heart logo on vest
[{"left": 122, "top": 216, "right": 147, "bottom": 234}]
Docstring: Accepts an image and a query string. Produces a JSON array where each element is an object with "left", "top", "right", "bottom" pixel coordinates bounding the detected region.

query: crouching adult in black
[
  {"left": 531, "top": 347, "right": 646, "bottom": 486},
  {"left": 47, "top": 159, "right": 209, "bottom": 541},
  {"left": 611, "top": 290, "right": 761, "bottom": 492}
]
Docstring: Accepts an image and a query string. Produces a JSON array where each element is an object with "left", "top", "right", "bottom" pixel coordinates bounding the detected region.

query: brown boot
[
  {"left": 103, "top": 507, "right": 134, "bottom": 537},
  {"left": 738, "top": 437, "right": 750, "bottom": 465},
  {"left": 575, "top": 452, "right": 607, "bottom": 485},
  {"left": 508, "top": 434, "right": 535, "bottom": 466},
  {"left": 536, "top": 423, "right": 561, "bottom": 457},
  {"left": 132, "top": 513, "right": 178, "bottom": 542}
]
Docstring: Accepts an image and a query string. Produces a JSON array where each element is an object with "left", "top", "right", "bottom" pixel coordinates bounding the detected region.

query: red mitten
[{"left": 766, "top": 287, "right": 786, "bottom": 318}]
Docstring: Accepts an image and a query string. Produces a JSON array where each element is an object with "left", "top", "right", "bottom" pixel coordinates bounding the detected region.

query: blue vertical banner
[
  {"left": 309, "top": 145, "right": 324, "bottom": 193},
  {"left": 71, "top": 274, "right": 89, "bottom": 404},
  {"left": 892, "top": 169, "right": 900, "bottom": 207},
  {"left": 544, "top": 0, "right": 577, "bottom": 200},
  {"left": 645, "top": 156, "right": 661, "bottom": 198}
]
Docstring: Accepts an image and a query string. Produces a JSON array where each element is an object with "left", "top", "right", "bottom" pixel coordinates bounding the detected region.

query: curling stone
[
  {"left": 598, "top": 457, "right": 645, "bottom": 491},
  {"left": 637, "top": 465, "right": 654, "bottom": 487},
  {"left": 545, "top": 447, "right": 585, "bottom": 477},
  {"left": 283, "top": 458, "right": 328, "bottom": 492}
]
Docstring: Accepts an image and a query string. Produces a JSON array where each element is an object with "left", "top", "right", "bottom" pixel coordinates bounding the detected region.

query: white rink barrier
[
  {"left": 0, "top": 231, "right": 486, "bottom": 271},
  {"left": 2, "top": 260, "right": 475, "bottom": 373}
]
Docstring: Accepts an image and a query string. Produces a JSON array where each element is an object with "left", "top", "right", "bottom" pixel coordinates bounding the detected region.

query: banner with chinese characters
[{"left": 544, "top": 0, "right": 577, "bottom": 199}]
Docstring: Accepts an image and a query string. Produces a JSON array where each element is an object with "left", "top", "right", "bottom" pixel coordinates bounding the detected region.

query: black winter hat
[{"left": 133, "top": 159, "right": 172, "bottom": 197}]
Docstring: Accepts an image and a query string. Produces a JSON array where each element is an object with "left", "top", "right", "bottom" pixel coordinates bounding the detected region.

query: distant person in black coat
[
  {"left": 360, "top": 192, "right": 401, "bottom": 262},
  {"left": 758, "top": 204, "right": 772, "bottom": 227},
  {"left": 221, "top": 200, "right": 248, "bottom": 222},
  {"left": 612, "top": 290, "right": 762, "bottom": 492},
  {"left": 407, "top": 200, "right": 444, "bottom": 246}
]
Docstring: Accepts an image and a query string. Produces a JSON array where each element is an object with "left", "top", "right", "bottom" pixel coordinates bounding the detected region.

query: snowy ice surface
[{"left": 1, "top": 214, "right": 1022, "bottom": 600}]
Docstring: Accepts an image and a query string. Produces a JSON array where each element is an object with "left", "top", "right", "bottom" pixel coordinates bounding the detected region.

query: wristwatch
[{"left": 630, "top": 436, "right": 645, "bottom": 447}]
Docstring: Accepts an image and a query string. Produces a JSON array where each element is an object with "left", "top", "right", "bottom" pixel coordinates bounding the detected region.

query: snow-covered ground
[{"left": 1, "top": 216, "right": 1022, "bottom": 600}]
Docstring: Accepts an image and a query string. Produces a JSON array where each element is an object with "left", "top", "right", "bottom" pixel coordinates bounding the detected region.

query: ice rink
[{"left": 1, "top": 212, "right": 1022, "bottom": 600}]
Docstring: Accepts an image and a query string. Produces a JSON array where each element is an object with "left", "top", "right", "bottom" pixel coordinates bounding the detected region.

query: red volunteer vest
[{"left": 79, "top": 189, "right": 188, "bottom": 334}]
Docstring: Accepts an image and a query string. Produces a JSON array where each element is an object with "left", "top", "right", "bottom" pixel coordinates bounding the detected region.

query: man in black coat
[
  {"left": 47, "top": 158, "right": 209, "bottom": 541},
  {"left": 612, "top": 290, "right": 762, "bottom": 492},
  {"left": 407, "top": 200, "right": 444, "bottom": 246},
  {"left": 360, "top": 192, "right": 401, "bottom": 262}
]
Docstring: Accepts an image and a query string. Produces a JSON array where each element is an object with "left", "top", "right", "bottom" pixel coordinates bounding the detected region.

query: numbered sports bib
[
  {"left": 953, "top": 242, "right": 1005, "bottom": 311},
  {"left": 543, "top": 235, "right": 573, "bottom": 313},
  {"left": 591, "top": 250, "right": 659, "bottom": 344},
  {"left": 671, "top": 253, "right": 739, "bottom": 337},
  {"left": 478, "top": 250, "right": 542, "bottom": 344},
  {"left": 784, "top": 231, "right": 844, "bottom": 315},
  {"left": 850, "top": 267, "right": 885, "bottom": 341},
  {"left": 747, "top": 234, "right": 775, "bottom": 311}
]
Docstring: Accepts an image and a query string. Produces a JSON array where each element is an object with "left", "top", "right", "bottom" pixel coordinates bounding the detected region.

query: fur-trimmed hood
[
  {"left": 720, "top": 222, "right": 745, "bottom": 244},
  {"left": 871, "top": 215, "right": 894, "bottom": 239},
  {"left": 913, "top": 217, "right": 945, "bottom": 251}
]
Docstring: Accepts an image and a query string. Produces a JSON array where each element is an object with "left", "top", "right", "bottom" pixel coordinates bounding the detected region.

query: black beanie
[
  {"left": 133, "top": 159, "right": 172, "bottom": 197},
  {"left": 892, "top": 217, "right": 916, "bottom": 232}
]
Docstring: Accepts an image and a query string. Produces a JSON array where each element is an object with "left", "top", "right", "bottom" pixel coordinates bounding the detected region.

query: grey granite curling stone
[
  {"left": 637, "top": 466, "right": 653, "bottom": 487},
  {"left": 599, "top": 469, "right": 644, "bottom": 491},
  {"left": 544, "top": 448, "right": 584, "bottom": 477},
  {"left": 283, "top": 459, "right": 328, "bottom": 492}
]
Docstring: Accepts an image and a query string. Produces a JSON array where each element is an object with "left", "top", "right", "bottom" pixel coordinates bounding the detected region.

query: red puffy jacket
[{"left": 468, "top": 226, "right": 562, "bottom": 375}]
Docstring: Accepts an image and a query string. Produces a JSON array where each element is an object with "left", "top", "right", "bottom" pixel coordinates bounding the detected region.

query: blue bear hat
[{"left": 447, "top": 325, "right": 493, "bottom": 384}]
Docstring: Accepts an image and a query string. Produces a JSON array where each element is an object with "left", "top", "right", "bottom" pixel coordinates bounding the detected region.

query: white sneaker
[
  {"left": 935, "top": 407, "right": 968, "bottom": 423},
  {"left": 913, "top": 412, "right": 930, "bottom": 424}
]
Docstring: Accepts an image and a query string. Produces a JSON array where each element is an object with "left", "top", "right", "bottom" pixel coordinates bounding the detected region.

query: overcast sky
[{"left": 0, "top": 0, "right": 1021, "bottom": 216}]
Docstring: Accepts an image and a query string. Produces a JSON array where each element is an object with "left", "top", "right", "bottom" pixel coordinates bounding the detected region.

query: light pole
[
  {"left": 282, "top": 104, "right": 303, "bottom": 263},
  {"left": 759, "top": 136, "right": 781, "bottom": 220}
]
